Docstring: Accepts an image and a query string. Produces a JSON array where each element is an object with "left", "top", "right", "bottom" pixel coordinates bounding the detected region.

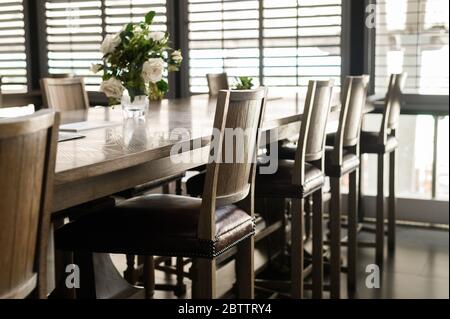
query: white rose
[
  {"left": 171, "top": 50, "right": 183, "bottom": 63},
  {"left": 100, "top": 77, "right": 124, "bottom": 100},
  {"left": 101, "top": 33, "right": 121, "bottom": 55},
  {"left": 142, "top": 58, "right": 165, "bottom": 83},
  {"left": 148, "top": 31, "right": 166, "bottom": 43},
  {"left": 90, "top": 63, "right": 102, "bottom": 74}
]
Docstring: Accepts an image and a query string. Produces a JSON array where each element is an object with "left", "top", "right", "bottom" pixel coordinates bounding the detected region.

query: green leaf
[
  {"left": 125, "top": 23, "right": 134, "bottom": 32},
  {"left": 156, "top": 79, "right": 169, "bottom": 93},
  {"left": 145, "top": 11, "right": 156, "bottom": 25}
]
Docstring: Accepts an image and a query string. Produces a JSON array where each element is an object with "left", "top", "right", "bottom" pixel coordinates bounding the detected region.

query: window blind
[
  {"left": 45, "top": 0, "right": 167, "bottom": 91},
  {"left": 0, "top": 0, "right": 27, "bottom": 93},
  {"left": 188, "top": 0, "right": 342, "bottom": 94},
  {"left": 103, "top": 0, "right": 167, "bottom": 34},
  {"left": 45, "top": 0, "right": 103, "bottom": 90},
  {"left": 188, "top": 0, "right": 260, "bottom": 93},
  {"left": 375, "top": 0, "right": 449, "bottom": 95},
  {"left": 262, "top": 0, "right": 342, "bottom": 91}
]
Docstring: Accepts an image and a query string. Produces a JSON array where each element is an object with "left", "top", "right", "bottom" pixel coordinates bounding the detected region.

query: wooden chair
[
  {"left": 207, "top": 73, "right": 229, "bottom": 96},
  {"left": 40, "top": 77, "right": 89, "bottom": 124},
  {"left": 326, "top": 75, "right": 369, "bottom": 298},
  {"left": 256, "top": 80, "right": 334, "bottom": 299},
  {"left": 359, "top": 73, "right": 407, "bottom": 266},
  {"left": 54, "top": 88, "right": 267, "bottom": 299},
  {"left": 280, "top": 76, "right": 370, "bottom": 298},
  {"left": 0, "top": 110, "right": 60, "bottom": 299},
  {"left": 40, "top": 77, "right": 89, "bottom": 113}
]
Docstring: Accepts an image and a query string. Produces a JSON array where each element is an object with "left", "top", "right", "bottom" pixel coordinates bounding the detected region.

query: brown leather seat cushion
[
  {"left": 326, "top": 132, "right": 398, "bottom": 154},
  {"left": 55, "top": 194, "right": 255, "bottom": 259},
  {"left": 278, "top": 142, "right": 359, "bottom": 177},
  {"left": 186, "top": 173, "right": 206, "bottom": 197},
  {"left": 256, "top": 159, "right": 324, "bottom": 198},
  {"left": 278, "top": 140, "right": 297, "bottom": 160},
  {"left": 325, "top": 147, "right": 360, "bottom": 177},
  {"left": 360, "top": 131, "right": 398, "bottom": 154}
]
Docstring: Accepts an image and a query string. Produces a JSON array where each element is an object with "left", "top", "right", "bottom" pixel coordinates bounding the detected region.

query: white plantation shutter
[
  {"left": 262, "top": 0, "right": 342, "bottom": 92},
  {"left": 103, "top": 0, "right": 167, "bottom": 34},
  {"left": 187, "top": 0, "right": 342, "bottom": 94},
  {"left": 45, "top": 0, "right": 167, "bottom": 91},
  {"left": 0, "top": 0, "right": 27, "bottom": 93},
  {"left": 45, "top": 0, "right": 103, "bottom": 90},
  {"left": 188, "top": 0, "right": 260, "bottom": 93},
  {"left": 375, "top": 0, "right": 449, "bottom": 95}
]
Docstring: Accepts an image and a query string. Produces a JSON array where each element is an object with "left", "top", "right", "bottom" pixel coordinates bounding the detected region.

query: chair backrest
[
  {"left": 382, "top": 73, "right": 407, "bottom": 136},
  {"left": 293, "top": 80, "right": 334, "bottom": 184},
  {"left": 199, "top": 88, "right": 267, "bottom": 239},
  {"left": 0, "top": 110, "right": 59, "bottom": 299},
  {"left": 331, "top": 75, "right": 370, "bottom": 164},
  {"left": 47, "top": 73, "right": 74, "bottom": 79},
  {"left": 206, "top": 73, "right": 229, "bottom": 97},
  {"left": 40, "top": 77, "right": 89, "bottom": 119},
  {"left": 341, "top": 75, "right": 370, "bottom": 147}
]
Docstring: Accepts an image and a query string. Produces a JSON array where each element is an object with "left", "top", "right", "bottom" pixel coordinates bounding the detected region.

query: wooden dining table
[
  {"left": 1, "top": 91, "right": 375, "bottom": 298},
  {"left": 52, "top": 92, "right": 364, "bottom": 213}
]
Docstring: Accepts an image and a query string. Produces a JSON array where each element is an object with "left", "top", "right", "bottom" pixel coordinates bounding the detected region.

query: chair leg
[
  {"left": 376, "top": 154, "right": 385, "bottom": 267},
  {"left": 358, "top": 154, "right": 365, "bottom": 223},
  {"left": 304, "top": 196, "right": 312, "bottom": 240},
  {"left": 290, "top": 198, "right": 304, "bottom": 299},
  {"left": 236, "top": 236, "right": 255, "bottom": 299},
  {"left": 124, "top": 254, "right": 137, "bottom": 284},
  {"left": 175, "top": 257, "right": 186, "bottom": 296},
  {"left": 312, "top": 190, "right": 324, "bottom": 299},
  {"left": 329, "top": 177, "right": 341, "bottom": 299},
  {"left": 348, "top": 169, "right": 359, "bottom": 292},
  {"left": 143, "top": 256, "right": 155, "bottom": 299},
  {"left": 175, "top": 179, "right": 183, "bottom": 195},
  {"left": 388, "top": 150, "right": 396, "bottom": 254},
  {"left": 73, "top": 251, "right": 96, "bottom": 299},
  {"left": 193, "top": 259, "right": 216, "bottom": 299}
]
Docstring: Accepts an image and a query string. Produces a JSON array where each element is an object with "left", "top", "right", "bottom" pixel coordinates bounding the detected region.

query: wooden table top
[
  {"left": 1, "top": 92, "right": 375, "bottom": 190},
  {"left": 53, "top": 93, "right": 342, "bottom": 184}
]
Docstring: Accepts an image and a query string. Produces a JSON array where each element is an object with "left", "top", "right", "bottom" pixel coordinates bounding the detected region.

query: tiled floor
[{"left": 111, "top": 225, "right": 449, "bottom": 299}]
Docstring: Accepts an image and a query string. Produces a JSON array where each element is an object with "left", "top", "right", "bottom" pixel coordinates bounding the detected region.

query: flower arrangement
[{"left": 91, "top": 11, "right": 183, "bottom": 105}]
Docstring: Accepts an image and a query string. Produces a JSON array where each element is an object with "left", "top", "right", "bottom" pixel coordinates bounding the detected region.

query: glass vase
[{"left": 121, "top": 93, "right": 149, "bottom": 119}]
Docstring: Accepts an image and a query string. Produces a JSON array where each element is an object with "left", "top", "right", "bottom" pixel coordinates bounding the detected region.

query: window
[
  {"left": 262, "top": 0, "right": 342, "bottom": 91},
  {"left": 436, "top": 116, "right": 449, "bottom": 199},
  {"left": 362, "top": 114, "right": 436, "bottom": 199},
  {"left": 0, "top": 0, "right": 27, "bottom": 93},
  {"left": 45, "top": 0, "right": 167, "bottom": 91},
  {"left": 375, "top": 0, "right": 449, "bottom": 95},
  {"left": 188, "top": 0, "right": 260, "bottom": 93},
  {"left": 103, "top": 0, "right": 167, "bottom": 34},
  {"left": 45, "top": 0, "right": 103, "bottom": 90},
  {"left": 188, "top": 0, "right": 342, "bottom": 94}
]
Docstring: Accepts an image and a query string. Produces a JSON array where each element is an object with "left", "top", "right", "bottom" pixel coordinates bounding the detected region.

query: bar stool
[
  {"left": 359, "top": 73, "right": 407, "bottom": 266},
  {"left": 54, "top": 88, "right": 267, "bottom": 299},
  {"left": 207, "top": 73, "right": 229, "bottom": 96},
  {"left": 0, "top": 110, "right": 59, "bottom": 299},
  {"left": 278, "top": 76, "right": 370, "bottom": 298},
  {"left": 256, "top": 80, "right": 334, "bottom": 299},
  {"left": 185, "top": 82, "right": 334, "bottom": 298}
]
